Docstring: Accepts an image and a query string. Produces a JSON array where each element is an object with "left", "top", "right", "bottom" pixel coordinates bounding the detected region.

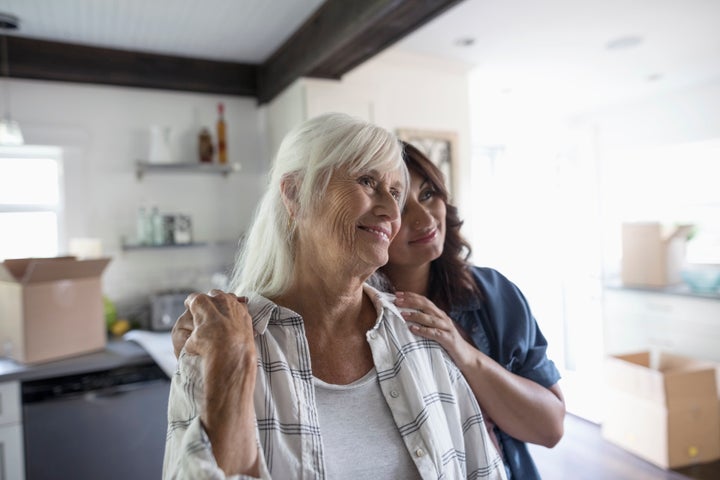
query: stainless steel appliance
[
  {"left": 150, "top": 290, "right": 192, "bottom": 331},
  {"left": 22, "top": 362, "right": 169, "bottom": 480}
]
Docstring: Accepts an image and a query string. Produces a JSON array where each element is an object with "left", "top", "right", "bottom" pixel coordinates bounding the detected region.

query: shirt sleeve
[
  {"left": 162, "top": 353, "right": 271, "bottom": 480},
  {"left": 477, "top": 268, "right": 561, "bottom": 389}
]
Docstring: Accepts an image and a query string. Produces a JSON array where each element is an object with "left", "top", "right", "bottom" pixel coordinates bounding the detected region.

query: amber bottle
[{"left": 216, "top": 102, "right": 227, "bottom": 164}]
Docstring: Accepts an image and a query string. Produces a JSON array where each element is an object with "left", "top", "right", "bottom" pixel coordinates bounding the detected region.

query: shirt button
[
  {"left": 369, "top": 332, "right": 377, "bottom": 339},
  {"left": 415, "top": 448, "right": 425, "bottom": 457},
  {"left": 390, "top": 390, "right": 399, "bottom": 398}
]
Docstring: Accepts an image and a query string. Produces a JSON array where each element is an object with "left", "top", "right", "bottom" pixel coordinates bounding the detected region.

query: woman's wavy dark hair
[{"left": 383, "top": 141, "right": 481, "bottom": 311}]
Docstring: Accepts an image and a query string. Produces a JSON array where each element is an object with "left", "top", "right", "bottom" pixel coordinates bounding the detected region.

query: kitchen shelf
[
  {"left": 135, "top": 161, "right": 241, "bottom": 180},
  {"left": 121, "top": 242, "right": 208, "bottom": 251},
  {"left": 121, "top": 239, "right": 239, "bottom": 251}
]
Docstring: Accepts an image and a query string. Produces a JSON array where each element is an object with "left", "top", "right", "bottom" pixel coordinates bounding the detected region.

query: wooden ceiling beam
[
  {"left": 5, "top": 36, "right": 257, "bottom": 96},
  {"left": 2, "top": 0, "right": 464, "bottom": 103},
  {"left": 258, "top": 0, "right": 464, "bottom": 104}
]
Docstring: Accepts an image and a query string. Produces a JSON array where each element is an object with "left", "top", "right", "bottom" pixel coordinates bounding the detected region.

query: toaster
[{"left": 149, "top": 290, "right": 192, "bottom": 331}]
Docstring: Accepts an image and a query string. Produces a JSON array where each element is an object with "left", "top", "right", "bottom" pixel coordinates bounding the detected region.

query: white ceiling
[
  {"left": 0, "top": 0, "right": 326, "bottom": 63},
  {"left": 396, "top": 0, "right": 720, "bottom": 116},
  {"left": 1, "top": 0, "right": 719, "bottom": 116}
]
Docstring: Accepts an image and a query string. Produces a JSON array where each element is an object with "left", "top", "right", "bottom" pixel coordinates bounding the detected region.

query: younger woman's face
[{"left": 387, "top": 169, "right": 446, "bottom": 268}]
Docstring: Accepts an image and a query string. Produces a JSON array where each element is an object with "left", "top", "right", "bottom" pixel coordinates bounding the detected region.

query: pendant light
[{"left": 0, "top": 12, "right": 23, "bottom": 146}]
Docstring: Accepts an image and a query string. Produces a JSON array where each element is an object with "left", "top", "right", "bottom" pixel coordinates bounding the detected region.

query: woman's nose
[
  {"left": 375, "top": 189, "right": 400, "bottom": 221},
  {"left": 404, "top": 204, "right": 433, "bottom": 229}
]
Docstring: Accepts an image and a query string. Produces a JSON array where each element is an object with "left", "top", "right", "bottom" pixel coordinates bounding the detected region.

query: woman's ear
[{"left": 280, "top": 173, "right": 300, "bottom": 218}]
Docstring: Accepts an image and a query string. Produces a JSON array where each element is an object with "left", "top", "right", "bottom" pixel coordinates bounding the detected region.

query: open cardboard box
[
  {"left": 602, "top": 351, "right": 720, "bottom": 469},
  {"left": 0, "top": 256, "right": 110, "bottom": 364}
]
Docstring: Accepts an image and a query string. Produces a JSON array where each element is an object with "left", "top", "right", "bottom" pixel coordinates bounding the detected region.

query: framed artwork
[{"left": 396, "top": 128, "right": 458, "bottom": 199}]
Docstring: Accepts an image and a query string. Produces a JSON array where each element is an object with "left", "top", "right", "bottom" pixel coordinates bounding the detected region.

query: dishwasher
[{"left": 22, "top": 362, "right": 170, "bottom": 480}]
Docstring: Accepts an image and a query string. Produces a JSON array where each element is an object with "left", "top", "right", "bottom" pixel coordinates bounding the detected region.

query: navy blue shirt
[{"left": 450, "top": 266, "right": 561, "bottom": 480}]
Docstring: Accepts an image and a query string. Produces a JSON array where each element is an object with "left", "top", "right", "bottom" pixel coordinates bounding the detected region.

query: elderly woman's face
[{"left": 299, "top": 165, "right": 405, "bottom": 272}]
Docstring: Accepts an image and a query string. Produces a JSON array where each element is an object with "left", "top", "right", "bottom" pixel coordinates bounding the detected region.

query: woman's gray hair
[{"left": 230, "top": 112, "right": 408, "bottom": 298}]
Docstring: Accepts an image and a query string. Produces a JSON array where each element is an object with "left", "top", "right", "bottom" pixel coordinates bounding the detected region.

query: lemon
[{"left": 110, "top": 319, "right": 131, "bottom": 337}]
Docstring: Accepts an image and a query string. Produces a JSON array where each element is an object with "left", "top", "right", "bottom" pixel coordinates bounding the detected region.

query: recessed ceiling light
[
  {"left": 605, "top": 35, "right": 644, "bottom": 51},
  {"left": 0, "top": 13, "right": 19, "bottom": 30},
  {"left": 454, "top": 37, "right": 475, "bottom": 47},
  {"left": 646, "top": 73, "right": 663, "bottom": 82}
]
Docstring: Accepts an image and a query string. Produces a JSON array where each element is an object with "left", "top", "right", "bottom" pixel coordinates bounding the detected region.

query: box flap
[
  {"left": 0, "top": 263, "right": 16, "bottom": 282},
  {"left": 664, "top": 367, "right": 718, "bottom": 407},
  {"left": 605, "top": 353, "right": 666, "bottom": 403},
  {"left": 2, "top": 256, "right": 77, "bottom": 282},
  {"left": 662, "top": 224, "right": 693, "bottom": 243},
  {"left": 5, "top": 257, "right": 111, "bottom": 284}
]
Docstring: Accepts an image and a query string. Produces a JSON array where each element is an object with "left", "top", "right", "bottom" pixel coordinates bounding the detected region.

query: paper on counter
[{"left": 123, "top": 330, "right": 177, "bottom": 377}]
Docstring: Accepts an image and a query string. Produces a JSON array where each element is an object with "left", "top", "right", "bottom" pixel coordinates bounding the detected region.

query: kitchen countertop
[
  {"left": 604, "top": 279, "right": 720, "bottom": 301},
  {"left": 0, "top": 338, "right": 161, "bottom": 383}
]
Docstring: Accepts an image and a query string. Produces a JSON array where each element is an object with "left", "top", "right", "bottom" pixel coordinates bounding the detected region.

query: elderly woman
[{"left": 163, "top": 113, "right": 506, "bottom": 479}]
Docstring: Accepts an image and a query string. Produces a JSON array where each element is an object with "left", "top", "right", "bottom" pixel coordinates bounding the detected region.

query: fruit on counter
[{"left": 110, "top": 318, "right": 132, "bottom": 337}]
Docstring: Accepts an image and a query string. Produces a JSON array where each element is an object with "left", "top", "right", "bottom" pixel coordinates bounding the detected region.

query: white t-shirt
[{"left": 314, "top": 368, "right": 420, "bottom": 479}]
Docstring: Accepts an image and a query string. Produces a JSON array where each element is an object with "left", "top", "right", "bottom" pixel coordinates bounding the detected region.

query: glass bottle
[
  {"left": 150, "top": 206, "right": 164, "bottom": 245},
  {"left": 216, "top": 102, "right": 227, "bottom": 164},
  {"left": 136, "top": 206, "right": 149, "bottom": 245}
]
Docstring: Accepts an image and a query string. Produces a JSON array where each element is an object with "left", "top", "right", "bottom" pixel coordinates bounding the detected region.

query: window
[{"left": 0, "top": 146, "right": 63, "bottom": 260}]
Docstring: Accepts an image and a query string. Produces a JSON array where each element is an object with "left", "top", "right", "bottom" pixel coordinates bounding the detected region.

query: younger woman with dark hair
[{"left": 376, "top": 142, "right": 565, "bottom": 480}]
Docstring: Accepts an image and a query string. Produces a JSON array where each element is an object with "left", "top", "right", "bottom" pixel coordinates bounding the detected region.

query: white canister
[{"left": 148, "top": 126, "right": 173, "bottom": 164}]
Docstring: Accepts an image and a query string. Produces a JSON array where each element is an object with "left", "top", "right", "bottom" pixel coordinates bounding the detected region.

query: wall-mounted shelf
[
  {"left": 121, "top": 239, "right": 239, "bottom": 251},
  {"left": 121, "top": 242, "right": 208, "bottom": 251},
  {"left": 135, "top": 161, "right": 241, "bottom": 180}
]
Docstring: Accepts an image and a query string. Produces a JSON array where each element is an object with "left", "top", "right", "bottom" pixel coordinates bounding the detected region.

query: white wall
[
  {"left": 263, "top": 50, "right": 475, "bottom": 216},
  {"left": 571, "top": 78, "right": 720, "bottom": 272},
  {"left": 2, "top": 78, "right": 269, "bottom": 312},
  {"left": 466, "top": 74, "right": 720, "bottom": 420}
]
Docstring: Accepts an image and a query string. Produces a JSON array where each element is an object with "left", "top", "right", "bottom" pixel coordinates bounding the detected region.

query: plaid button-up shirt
[{"left": 163, "top": 285, "right": 506, "bottom": 480}]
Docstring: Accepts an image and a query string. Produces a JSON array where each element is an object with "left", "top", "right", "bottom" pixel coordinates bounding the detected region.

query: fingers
[
  {"left": 176, "top": 291, "right": 252, "bottom": 358},
  {"left": 394, "top": 291, "right": 443, "bottom": 317},
  {"left": 186, "top": 290, "right": 247, "bottom": 319},
  {"left": 172, "top": 309, "right": 194, "bottom": 358}
]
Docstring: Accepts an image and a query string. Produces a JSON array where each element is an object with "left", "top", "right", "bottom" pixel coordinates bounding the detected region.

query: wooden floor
[{"left": 528, "top": 414, "right": 720, "bottom": 480}]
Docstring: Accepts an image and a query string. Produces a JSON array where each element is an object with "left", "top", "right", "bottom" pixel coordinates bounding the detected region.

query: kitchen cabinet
[
  {"left": 0, "top": 340, "right": 168, "bottom": 480},
  {"left": 134, "top": 160, "right": 241, "bottom": 180},
  {"left": 603, "top": 287, "right": 720, "bottom": 362},
  {"left": 0, "top": 381, "right": 25, "bottom": 480}
]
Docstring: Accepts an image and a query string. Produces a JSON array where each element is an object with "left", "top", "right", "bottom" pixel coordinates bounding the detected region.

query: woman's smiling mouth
[
  {"left": 409, "top": 228, "right": 438, "bottom": 244},
  {"left": 359, "top": 225, "right": 391, "bottom": 241}
]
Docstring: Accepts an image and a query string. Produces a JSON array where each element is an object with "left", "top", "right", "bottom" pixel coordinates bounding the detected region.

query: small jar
[{"left": 198, "top": 128, "right": 214, "bottom": 163}]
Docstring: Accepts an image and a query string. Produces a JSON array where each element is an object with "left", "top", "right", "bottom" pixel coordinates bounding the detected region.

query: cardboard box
[
  {"left": 621, "top": 222, "right": 693, "bottom": 287},
  {"left": 602, "top": 351, "right": 720, "bottom": 469},
  {"left": 0, "top": 256, "right": 110, "bottom": 364}
]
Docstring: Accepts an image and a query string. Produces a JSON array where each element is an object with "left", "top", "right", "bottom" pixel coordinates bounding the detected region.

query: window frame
[{"left": 0, "top": 145, "right": 64, "bottom": 260}]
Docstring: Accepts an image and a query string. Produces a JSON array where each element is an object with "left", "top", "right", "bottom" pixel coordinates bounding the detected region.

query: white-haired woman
[{"left": 163, "top": 113, "right": 507, "bottom": 480}]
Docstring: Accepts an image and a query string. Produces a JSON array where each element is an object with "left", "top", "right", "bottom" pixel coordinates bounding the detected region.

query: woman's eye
[
  {"left": 390, "top": 189, "right": 402, "bottom": 202},
  {"left": 359, "top": 176, "right": 375, "bottom": 187},
  {"left": 420, "top": 188, "right": 436, "bottom": 201}
]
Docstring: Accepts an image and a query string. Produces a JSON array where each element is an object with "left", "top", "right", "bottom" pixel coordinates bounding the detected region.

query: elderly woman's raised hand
[{"left": 172, "top": 290, "right": 252, "bottom": 359}]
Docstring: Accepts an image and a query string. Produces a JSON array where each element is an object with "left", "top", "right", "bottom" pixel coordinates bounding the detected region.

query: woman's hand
[
  {"left": 174, "top": 289, "right": 260, "bottom": 476},
  {"left": 396, "top": 290, "right": 566, "bottom": 448},
  {"left": 171, "top": 290, "right": 249, "bottom": 358},
  {"left": 394, "top": 291, "right": 476, "bottom": 366}
]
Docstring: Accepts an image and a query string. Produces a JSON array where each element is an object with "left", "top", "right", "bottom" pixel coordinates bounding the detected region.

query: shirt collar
[{"left": 248, "top": 284, "right": 401, "bottom": 335}]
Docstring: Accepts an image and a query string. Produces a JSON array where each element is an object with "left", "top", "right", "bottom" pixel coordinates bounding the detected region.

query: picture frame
[{"left": 396, "top": 128, "right": 459, "bottom": 199}]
